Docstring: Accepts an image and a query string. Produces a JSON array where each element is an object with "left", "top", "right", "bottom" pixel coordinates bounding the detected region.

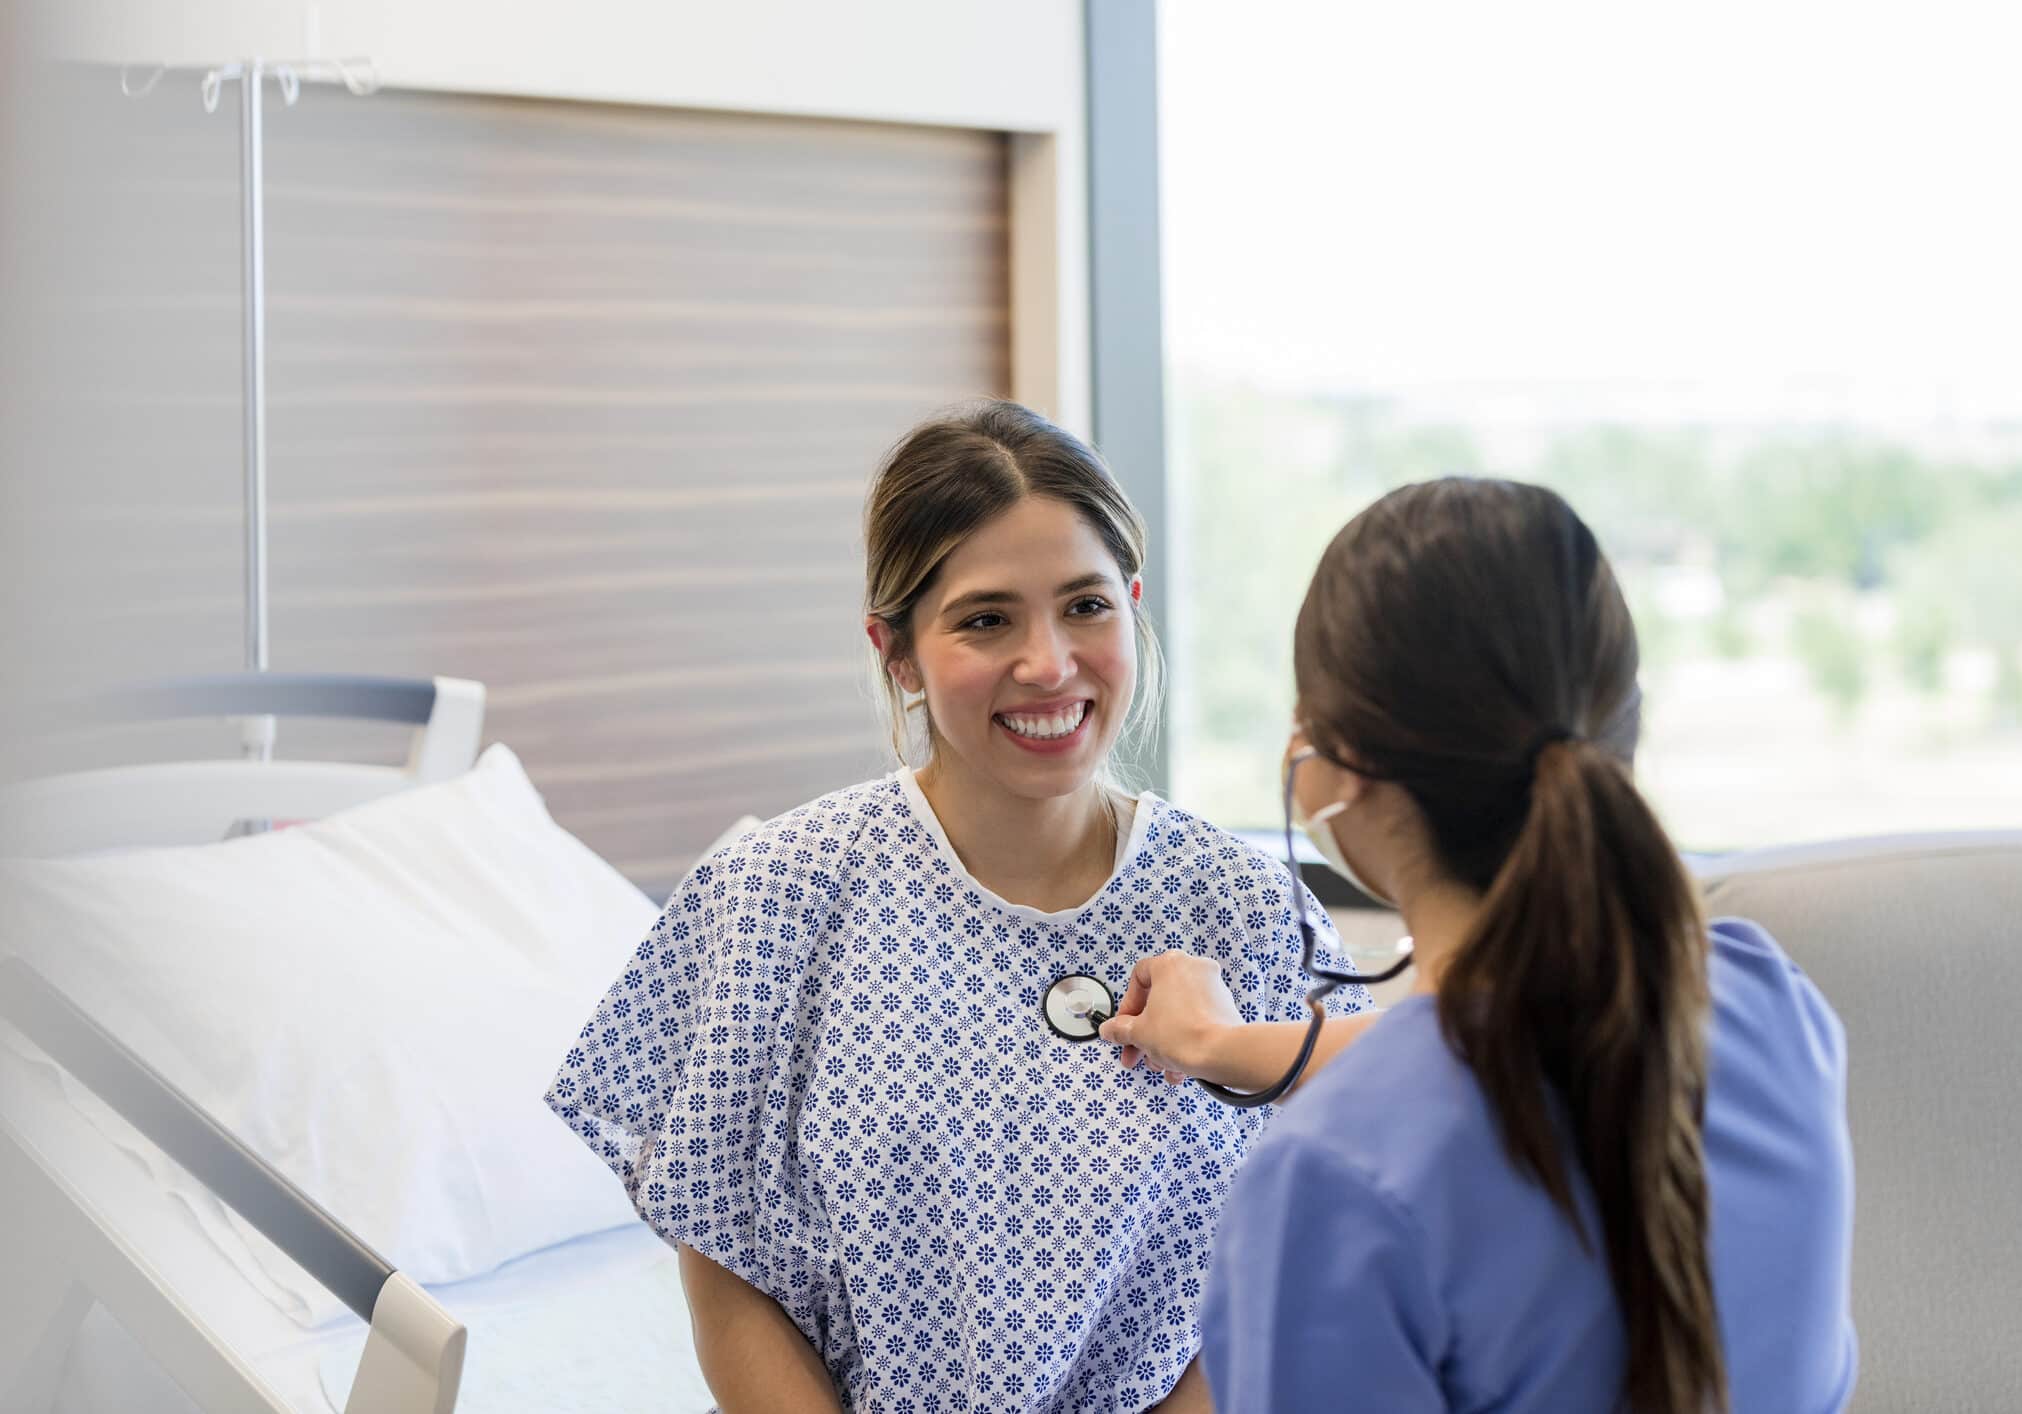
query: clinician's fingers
[
  {"left": 1101, "top": 1016, "right": 1154, "bottom": 1072},
  {"left": 1116, "top": 970, "right": 1151, "bottom": 1018},
  {"left": 1122, "top": 948, "right": 1195, "bottom": 1014}
]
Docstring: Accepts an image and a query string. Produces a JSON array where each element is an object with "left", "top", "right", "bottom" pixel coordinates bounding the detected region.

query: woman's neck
[
  {"left": 915, "top": 756, "right": 1120, "bottom": 913},
  {"left": 1397, "top": 876, "right": 1487, "bottom": 996}
]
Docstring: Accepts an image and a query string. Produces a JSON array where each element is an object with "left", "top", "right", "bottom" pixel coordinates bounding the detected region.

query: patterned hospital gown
[{"left": 546, "top": 770, "right": 1369, "bottom": 1414}]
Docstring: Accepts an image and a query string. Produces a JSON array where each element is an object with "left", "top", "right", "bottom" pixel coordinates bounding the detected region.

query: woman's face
[{"left": 890, "top": 496, "right": 1139, "bottom": 802}]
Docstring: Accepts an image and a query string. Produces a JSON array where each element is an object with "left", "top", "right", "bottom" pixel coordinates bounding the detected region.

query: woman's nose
[{"left": 1013, "top": 622, "right": 1073, "bottom": 686}]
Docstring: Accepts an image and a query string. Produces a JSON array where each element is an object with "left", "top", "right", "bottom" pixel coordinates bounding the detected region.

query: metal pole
[
  {"left": 239, "top": 61, "right": 269, "bottom": 682},
  {"left": 237, "top": 61, "right": 275, "bottom": 775}
]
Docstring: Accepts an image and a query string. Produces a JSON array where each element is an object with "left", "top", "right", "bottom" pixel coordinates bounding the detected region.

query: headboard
[{"left": 0, "top": 673, "right": 483, "bottom": 857}]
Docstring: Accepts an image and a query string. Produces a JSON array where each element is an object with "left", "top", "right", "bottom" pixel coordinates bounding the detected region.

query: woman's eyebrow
[
  {"left": 940, "top": 588, "right": 1018, "bottom": 618},
  {"left": 941, "top": 573, "right": 1118, "bottom": 619},
  {"left": 1055, "top": 572, "right": 1118, "bottom": 596}
]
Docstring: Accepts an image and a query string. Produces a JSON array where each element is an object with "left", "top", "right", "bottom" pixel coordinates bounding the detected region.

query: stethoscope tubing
[
  {"left": 1040, "top": 748, "right": 1413, "bottom": 1104},
  {"left": 1193, "top": 750, "right": 1412, "bottom": 1106}
]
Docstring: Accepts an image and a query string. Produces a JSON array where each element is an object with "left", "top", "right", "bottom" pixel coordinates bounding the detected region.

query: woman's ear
[
  {"left": 1334, "top": 758, "right": 1374, "bottom": 806},
  {"left": 1129, "top": 576, "right": 1143, "bottom": 605},
  {"left": 864, "top": 617, "right": 924, "bottom": 695}
]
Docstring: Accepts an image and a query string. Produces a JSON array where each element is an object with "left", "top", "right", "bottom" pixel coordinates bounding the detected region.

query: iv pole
[
  {"left": 120, "top": 57, "right": 376, "bottom": 766},
  {"left": 238, "top": 62, "right": 271, "bottom": 691}
]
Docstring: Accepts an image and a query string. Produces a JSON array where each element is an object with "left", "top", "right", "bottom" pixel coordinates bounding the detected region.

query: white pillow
[{"left": 0, "top": 744, "right": 658, "bottom": 1318}]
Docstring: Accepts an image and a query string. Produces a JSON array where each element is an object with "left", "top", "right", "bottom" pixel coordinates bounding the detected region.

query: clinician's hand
[{"left": 1099, "top": 951, "right": 1245, "bottom": 1084}]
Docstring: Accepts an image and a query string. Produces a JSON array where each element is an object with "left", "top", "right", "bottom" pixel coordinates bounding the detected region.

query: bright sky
[{"left": 1158, "top": 1, "right": 2022, "bottom": 422}]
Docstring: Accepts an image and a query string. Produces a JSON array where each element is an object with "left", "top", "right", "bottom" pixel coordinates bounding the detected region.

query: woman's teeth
[{"left": 998, "top": 702, "right": 1089, "bottom": 740}]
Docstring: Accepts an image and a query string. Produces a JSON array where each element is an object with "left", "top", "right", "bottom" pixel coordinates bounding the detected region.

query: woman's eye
[
  {"left": 1067, "top": 597, "right": 1114, "bottom": 618},
  {"left": 959, "top": 612, "right": 1008, "bottom": 631}
]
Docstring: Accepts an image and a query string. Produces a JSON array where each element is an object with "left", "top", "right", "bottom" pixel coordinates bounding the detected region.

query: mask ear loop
[{"left": 1195, "top": 748, "right": 1412, "bottom": 1108}]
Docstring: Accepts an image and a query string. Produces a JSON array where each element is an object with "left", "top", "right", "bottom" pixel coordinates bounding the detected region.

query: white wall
[{"left": 40, "top": 0, "right": 1092, "bottom": 431}]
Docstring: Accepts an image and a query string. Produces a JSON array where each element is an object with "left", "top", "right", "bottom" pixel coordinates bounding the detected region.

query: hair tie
[{"left": 1523, "top": 725, "right": 1582, "bottom": 773}]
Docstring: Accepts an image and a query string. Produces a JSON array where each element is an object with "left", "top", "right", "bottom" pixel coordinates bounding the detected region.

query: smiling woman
[
  {"left": 891, "top": 505, "right": 1133, "bottom": 767},
  {"left": 864, "top": 407, "right": 1155, "bottom": 915},
  {"left": 546, "top": 399, "right": 1371, "bottom": 1414},
  {"left": 862, "top": 401, "right": 1164, "bottom": 789}
]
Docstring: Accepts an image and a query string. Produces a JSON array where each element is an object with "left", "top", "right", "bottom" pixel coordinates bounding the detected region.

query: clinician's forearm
[
  {"left": 1197, "top": 1012, "right": 1382, "bottom": 1096},
  {"left": 679, "top": 1245, "right": 845, "bottom": 1414}
]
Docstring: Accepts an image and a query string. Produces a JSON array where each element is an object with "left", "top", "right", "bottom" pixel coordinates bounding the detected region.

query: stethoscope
[{"left": 1043, "top": 750, "right": 1413, "bottom": 1107}]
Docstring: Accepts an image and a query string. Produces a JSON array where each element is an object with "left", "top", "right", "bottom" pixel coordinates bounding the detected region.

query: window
[{"left": 1159, "top": 4, "right": 2022, "bottom": 846}]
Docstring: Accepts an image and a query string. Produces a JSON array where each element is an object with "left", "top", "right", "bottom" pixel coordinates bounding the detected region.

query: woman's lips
[{"left": 995, "top": 699, "right": 1093, "bottom": 754}]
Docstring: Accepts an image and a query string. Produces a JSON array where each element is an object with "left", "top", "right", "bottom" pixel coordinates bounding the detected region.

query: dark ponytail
[
  {"left": 1446, "top": 742, "right": 1722, "bottom": 1414},
  {"left": 1295, "top": 479, "right": 1727, "bottom": 1414}
]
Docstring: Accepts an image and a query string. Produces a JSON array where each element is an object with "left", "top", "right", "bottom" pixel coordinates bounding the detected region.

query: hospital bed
[{"left": 0, "top": 674, "right": 720, "bottom": 1414}]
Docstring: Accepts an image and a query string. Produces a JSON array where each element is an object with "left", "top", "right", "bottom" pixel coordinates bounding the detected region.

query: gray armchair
[{"left": 1699, "top": 832, "right": 2022, "bottom": 1413}]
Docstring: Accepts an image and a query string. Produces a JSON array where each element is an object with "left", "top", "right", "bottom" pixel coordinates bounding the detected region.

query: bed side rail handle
[
  {"left": 0, "top": 956, "right": 392, "bottom": 1319},
  {"left": 345, "top": 1272, "right": 467, "bottom": 1414}
]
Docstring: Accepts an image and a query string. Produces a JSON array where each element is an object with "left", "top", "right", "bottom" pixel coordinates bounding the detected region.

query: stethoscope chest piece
[{"left": 1043, "top": 973, "right": 1116, "bottom": 1042}]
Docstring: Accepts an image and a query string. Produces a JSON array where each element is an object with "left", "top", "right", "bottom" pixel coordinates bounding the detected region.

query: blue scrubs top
[{"left": 1200, "top": 918, "right": 1857, "bottom": 1413}]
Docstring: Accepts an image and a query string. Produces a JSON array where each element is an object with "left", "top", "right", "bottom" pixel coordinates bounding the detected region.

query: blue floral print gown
[{"left": 547, "top": 769, "right": 1368, "bottom": 1413}]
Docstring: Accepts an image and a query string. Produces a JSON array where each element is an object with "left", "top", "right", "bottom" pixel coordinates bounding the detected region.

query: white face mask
[{"left": 1287, "top": 747, "right": 1397, "bottom": 910}]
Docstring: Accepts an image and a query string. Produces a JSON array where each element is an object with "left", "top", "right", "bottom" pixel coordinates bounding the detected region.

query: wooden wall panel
[{"left": 18, "top": 75, "right": 1009, "bottom": 897}]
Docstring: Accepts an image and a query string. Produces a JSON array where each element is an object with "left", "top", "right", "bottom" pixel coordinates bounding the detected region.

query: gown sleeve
[
  {"left": 1230, "top": 854, "right": 1376, "bottom": 1024},
  {"left": 544, "top": 837, "right": 834, "bottom": 1327}
]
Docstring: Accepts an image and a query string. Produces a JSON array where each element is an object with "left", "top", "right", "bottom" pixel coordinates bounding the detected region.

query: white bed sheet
[
  {"left": 2, "top": 1047, "right": 712, "bottom": 1413},
  {"left": 314, "top": 1227, "right": 711, "bottom": 1414}
]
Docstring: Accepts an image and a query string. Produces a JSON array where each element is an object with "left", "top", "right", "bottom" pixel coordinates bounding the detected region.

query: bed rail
[
  {"left": 0, "top": 957, "right": 394, "bottom": 1318},
  {"left": 0, "top": 957, "right": 466, "bottom": 1412},
  {"left": 0, "top": 673, "right": 485, "bottom": 857},
  {"left": 84, "top": 673, "right": 444, "bottom": 728}
]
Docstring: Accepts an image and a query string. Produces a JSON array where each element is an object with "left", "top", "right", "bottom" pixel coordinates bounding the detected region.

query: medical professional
[
  {"left": 548, "top": 400, "right": 1367, "bottom": 1414},
  {"left": 1101, "top": 479, "right": 1858, "bottom": 1413}
]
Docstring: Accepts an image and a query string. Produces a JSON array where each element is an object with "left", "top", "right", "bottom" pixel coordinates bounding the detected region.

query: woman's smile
[{"left": 995, "top": 697, "right": 1095, "bottom": 753}]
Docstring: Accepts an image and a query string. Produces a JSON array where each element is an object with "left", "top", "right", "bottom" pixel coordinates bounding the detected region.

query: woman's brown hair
[
  {"left": 862, "top": 399, "right": 1163, "bottom": 779},
  {"left": 1294, "top": 478, "right": 1726, "bottom": 1414}
]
